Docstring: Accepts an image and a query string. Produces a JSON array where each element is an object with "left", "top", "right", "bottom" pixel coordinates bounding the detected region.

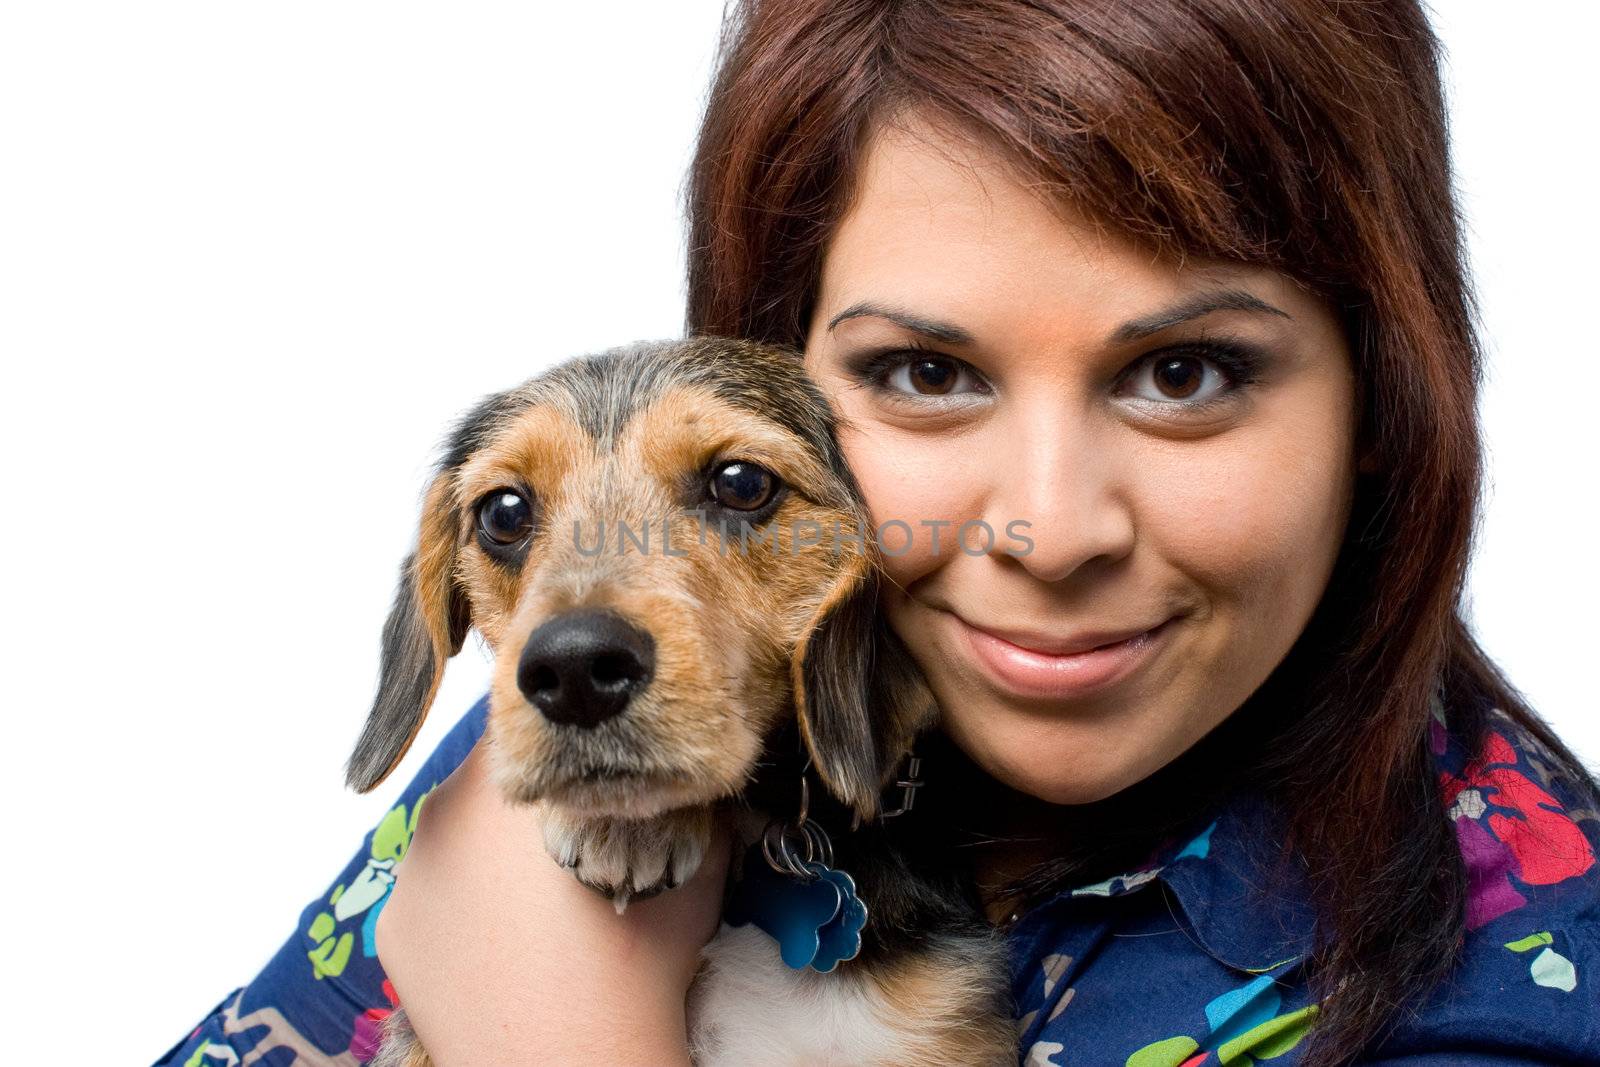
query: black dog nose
[{"left": 517, "top": 609, "right": 656, "bottom": 728}]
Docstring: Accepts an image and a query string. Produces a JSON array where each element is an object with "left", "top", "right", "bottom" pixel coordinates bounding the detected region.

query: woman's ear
[
  {"left": 346, "top": 473, "right": 471, "bottom": 793},
  {"left": 790, "top": 551, "right": 937, "bottom": 820}
]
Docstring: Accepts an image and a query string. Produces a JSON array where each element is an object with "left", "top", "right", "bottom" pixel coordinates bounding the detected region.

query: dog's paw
[{"left": 541, "top": 805, "right": 714, "bottom": 912}]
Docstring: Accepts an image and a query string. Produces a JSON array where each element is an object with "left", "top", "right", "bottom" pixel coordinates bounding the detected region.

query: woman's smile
[{"left": 950, "top": 610, "right": 1179, "bottom": 701}]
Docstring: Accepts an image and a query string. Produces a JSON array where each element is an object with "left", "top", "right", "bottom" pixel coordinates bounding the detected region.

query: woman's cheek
[
  {"left": 1140, "top": 425, "right": 1352, "bottom": 662},
  {"left": 841, "top": 426, "right": 987, "bottom": 582}
]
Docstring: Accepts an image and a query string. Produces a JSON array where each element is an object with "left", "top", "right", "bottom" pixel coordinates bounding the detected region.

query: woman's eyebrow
[
  {"left": 1109, "top": 288, "right": 1291, "bottom": 343},
  {"left": 825, "top": 301, "right": 976, "bottom": 345},
  {"left": 825, "top": 288, "right": 1289, "bottom": 347}
]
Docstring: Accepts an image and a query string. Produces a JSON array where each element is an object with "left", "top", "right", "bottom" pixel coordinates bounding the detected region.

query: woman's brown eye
[
  {"left": 477, "top": 489, "right": 535, "bottom": 545},
  {"left": 1152, "top": 355, "right": 1204, "bottom": 399},
  {"left": 907, "top": 358, "right": 958, "bottom": 394},
  {"left": 708, "top": 461, "right": 778, "bottom": 511},
  {"left": 881, "top": 353, "right": 982, "bottom": 399}
]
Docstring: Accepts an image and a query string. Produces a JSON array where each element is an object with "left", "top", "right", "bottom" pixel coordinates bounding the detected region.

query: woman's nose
[{"left": 978, "top": 413, "right": 1136, "bottom": 584}]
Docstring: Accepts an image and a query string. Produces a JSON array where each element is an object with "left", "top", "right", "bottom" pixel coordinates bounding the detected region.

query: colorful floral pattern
[
  {"left": 1435, "top": 709, "right": 1595, "bottom": 932},
  {"left": 1121, "top": 975, "right": 1319, "bottom": 1067}
]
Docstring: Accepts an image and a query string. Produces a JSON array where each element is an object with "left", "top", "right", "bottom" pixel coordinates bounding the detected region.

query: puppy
[{"left": 347, "top": 336, "right": 1015, "bottom": 1066}]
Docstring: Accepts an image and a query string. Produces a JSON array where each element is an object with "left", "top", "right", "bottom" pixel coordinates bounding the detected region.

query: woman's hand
[{"left": 374, "top": 736, "right": 732, "bottom": 1065}]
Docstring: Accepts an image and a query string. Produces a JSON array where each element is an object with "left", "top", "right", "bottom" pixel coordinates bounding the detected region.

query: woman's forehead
[{"left": 814, "top": 114, "right": 1323, "bottom": 340}]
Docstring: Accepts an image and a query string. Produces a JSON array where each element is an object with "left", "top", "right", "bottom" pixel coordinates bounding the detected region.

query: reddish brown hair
[{"left": 681, "top": 1, "right": 1598, "bottom": 1062}]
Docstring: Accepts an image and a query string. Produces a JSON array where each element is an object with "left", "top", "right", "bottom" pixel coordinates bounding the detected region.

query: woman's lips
[{"left": 954, "top": 614, "right": 1175, "bottom": 699}]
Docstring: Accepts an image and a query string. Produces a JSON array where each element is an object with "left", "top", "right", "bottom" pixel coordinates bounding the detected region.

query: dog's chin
[{"left": 506, "top": 766, "right": 730, "bottom": 822}]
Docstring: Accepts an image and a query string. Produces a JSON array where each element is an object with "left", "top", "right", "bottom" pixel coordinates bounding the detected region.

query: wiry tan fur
[
  {"left": 456, "top": 384, "right": 867, "bottom": 822},
  {"left": 872, "top": 945, "right": 1020, "bottom": 1066}
]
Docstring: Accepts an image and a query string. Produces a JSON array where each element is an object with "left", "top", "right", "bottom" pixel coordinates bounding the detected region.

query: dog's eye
[
  {"left": 707, "top": 461, "right": 779, "bottom": 512},
  {"left": 477, "top": 489, "right": 536, "bottom": 545}
]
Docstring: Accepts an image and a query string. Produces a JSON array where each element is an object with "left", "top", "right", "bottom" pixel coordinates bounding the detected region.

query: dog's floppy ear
[
  {"left": 345, "top": 472, "right": 471, "bottom": 793},
  {"left": 791, "top": 550, "right": 937, "bottom": 820}
]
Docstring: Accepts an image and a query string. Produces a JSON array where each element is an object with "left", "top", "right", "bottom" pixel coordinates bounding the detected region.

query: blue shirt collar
[
  {"left": 1023, "top": 687, "right": 1475, "bottom": 976},
  {"left": 1039, "top": 784, "right": 1319, "bottom": 975}
]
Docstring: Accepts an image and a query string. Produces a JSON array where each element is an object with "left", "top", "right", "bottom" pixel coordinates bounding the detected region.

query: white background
[{"left": 1, "top": 2, "right": 1592, "bottom": 1059}]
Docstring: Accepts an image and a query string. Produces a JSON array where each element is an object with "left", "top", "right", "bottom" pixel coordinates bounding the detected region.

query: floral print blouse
[{"left": 156, "top": 689, "right": 1599, "bottom": 1066}]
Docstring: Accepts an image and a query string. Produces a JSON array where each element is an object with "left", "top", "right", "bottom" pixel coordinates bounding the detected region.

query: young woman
[{"left": 159, "top": 2, "right": 1600, "bottom": 1064}]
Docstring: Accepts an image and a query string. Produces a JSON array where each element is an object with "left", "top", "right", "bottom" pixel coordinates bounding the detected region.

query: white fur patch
[{"left": 687, "top": 924, "right": 915, "bottom": 1067}]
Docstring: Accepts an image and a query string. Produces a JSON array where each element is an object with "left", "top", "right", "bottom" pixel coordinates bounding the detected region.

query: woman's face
[{"left": 802, "top": 114, "right": 1360, "bottom": 805}]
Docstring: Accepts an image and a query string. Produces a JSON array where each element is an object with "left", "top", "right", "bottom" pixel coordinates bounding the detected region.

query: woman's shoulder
[
  {"left": 1432, "top": 696, "right": 1599, "bottom": 926},
  {"left": 1008, "top": 689, "right": 1600, "bottom": 1065},
  {"left": 1375, "top": 697, "right": 1600, "bottom": 1056}
]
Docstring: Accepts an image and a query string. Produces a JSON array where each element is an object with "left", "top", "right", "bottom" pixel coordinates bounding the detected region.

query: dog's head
[{"left": 345, "top": 336, "right": 935, "bottom": 822}]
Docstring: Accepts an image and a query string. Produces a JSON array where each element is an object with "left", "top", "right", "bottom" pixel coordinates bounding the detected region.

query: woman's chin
[
  {"left": 953, "top": 725, "right": 1149, "bottom": 807},
  {"left": 1000, "top": 766, "right": 1131, "bottom": 807}
]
